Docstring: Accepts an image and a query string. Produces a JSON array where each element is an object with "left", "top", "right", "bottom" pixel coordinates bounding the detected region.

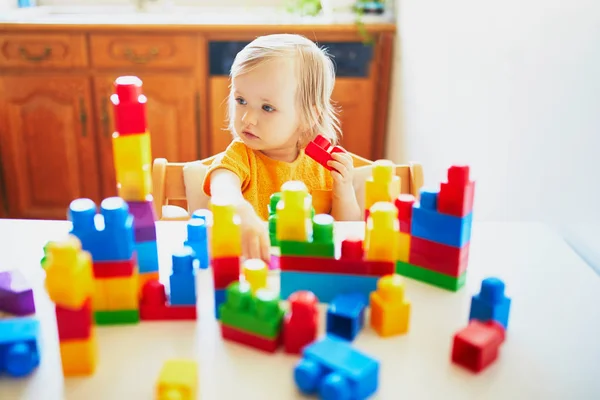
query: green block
[
  {"left": 279, "top": 240, "right": 335, "bottom": 257},
  {"left": 396, "top": 261, "right": 466, "bottom": 292},
  {"left": 219, "top": 281, "right": 284, "bottom": 339},
  {"left": 269, "top": 214, "right": 279, "bottom": 247},
  {"left": 94, "top": 310, "right": 140, "bottom": 325}
]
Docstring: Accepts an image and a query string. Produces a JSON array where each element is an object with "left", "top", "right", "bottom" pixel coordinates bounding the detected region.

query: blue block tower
[
  {"left": 469, "top": 277, "right": 511, "bottom": 329},
  {"left": 169, "top": 246, "right": 197, "bottom": 306},
  {"left": 184, "top": 218, "right": 209, "bottom": 270}
]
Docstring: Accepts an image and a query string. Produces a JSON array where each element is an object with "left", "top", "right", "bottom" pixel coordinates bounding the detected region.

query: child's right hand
[{"left": 237, "top": 200, "right": 271, "bottom": 263}]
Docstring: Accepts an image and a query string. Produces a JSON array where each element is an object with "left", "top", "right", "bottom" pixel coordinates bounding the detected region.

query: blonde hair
[{"left": 227, "top": 34, "right": 341, "bottom": 146}]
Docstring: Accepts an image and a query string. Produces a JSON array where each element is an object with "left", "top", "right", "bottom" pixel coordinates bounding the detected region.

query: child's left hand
[{"left": 328, "top": 152, "right": 355, "bottom": 196}]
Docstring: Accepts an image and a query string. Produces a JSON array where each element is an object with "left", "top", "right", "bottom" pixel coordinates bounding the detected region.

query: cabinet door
[
  {"left": 208, "top": 76, "right": 232, "bottom": 156},
  {"left": 0, "top": 76, "right": 100, "bottom": 220},
  {"left": 94, "top": 73, "right": 200, "bottom": 198},
  {"left": 332, "top": 79, "right": 375, "bottom": 159}
]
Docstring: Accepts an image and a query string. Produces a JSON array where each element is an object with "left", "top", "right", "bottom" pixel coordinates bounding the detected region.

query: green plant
[{"left": 284, "top": 0, "right": 322, "bottom": 17}]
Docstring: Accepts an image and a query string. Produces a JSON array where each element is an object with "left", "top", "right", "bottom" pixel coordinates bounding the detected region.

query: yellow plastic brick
[
  {"left": 59, "top": 333, "right": 98, "bottom": 376},
  {"left": 365, "top": 202, "right": 399, "bottom": 262},
  {"left": 276, "top": 181, "right": 312, "bottom": 242},
  {"left": 210, "top": 199, "right": 241, "bottom": 258},
  {"left": 370, "top": 274, "right": 411, "bottom": 337},
  {"left": 242, "top": 259, "right": 268, "bottom": 294},
  {"left": 113, "top": 131, "right": 152, "bottom": 201},
  {"left": 156, "top": 359, "right": 198, "bottom": 400}
]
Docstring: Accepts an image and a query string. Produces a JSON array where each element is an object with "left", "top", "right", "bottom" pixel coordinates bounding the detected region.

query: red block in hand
[
  {"left": 284, "top": 291, "right": 318, "bottom": 354},
  {"left": 55, "top": 298, "right": 93, "bottom": 341},
  {"left": 451, "top": 320, "right": 505, "bottom": 373},
  {"left": 305, "top": 134, "right": 346, "bottom": 170},
  {"left": 438, "top": 165, "right": 475, "bottom": 217}
]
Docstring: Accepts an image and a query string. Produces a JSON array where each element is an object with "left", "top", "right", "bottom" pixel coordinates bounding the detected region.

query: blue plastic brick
[
  {"left": 326, "top": 293, "right": 367, "bottom": 341},
  {"left": 294, "top": 335, "right": 379, "bottom": 399},
  {"left": 184, "top": 219, "right": 209, "bottom": 269},
  {"left": 135, "top": 240, "right": 159, "bottom": 273},
  {"left": 69, "top": 197, "right": 135, "bottom": 262},
  {"left": 411, "top": 189, "right": 473, "bottom": 247},
  {"left": 469, "top": 277, "right": 511, "bottom": 329},
  {"left": 192, "top": 208, "right": 213, "bottom": 224},
  {"left": 214, "top": 288, "right": 226, "bottom": 319},
  {"left": 280, "top": 271, "right": 379, "bottom": 303},
  {"left": 169, "top": 246, "right": 196, "bottom": 306},
  {"left": 0, "top": 317, "right": 41, "bottom": 377}
]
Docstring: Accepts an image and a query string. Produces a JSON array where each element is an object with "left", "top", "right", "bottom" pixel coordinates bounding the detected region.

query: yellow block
[
  {"left": 59, "top": 333, "right": 98, "bottom": 376},
  {"left": 44, "top": 236, "right": 94, "bottom": 309},
  {"left": 397, "top": 232, "right": 411, "bottom": 263},
  {"left": 242, "top": 259, "right": 268, "bottom": 294},
  {"left": 370, "top": 274, "right": 411, "bottom": 337},
  {"left": 156, "top": 359, "right": 198, "bottom": 400},
  {"left": 365, "top": 202, "right": 399, "bottom": 262},
  {"left": 112, "top": 131, "right": 152, "bottom": 201},
  {"left": 365, "top": 160, "right": 401, "bottom": 211},
  {"left": 210, "top": 199, "right": 241, "bottom": 258},
  {"left": 276, "top": 181, "right": 312, "bottom": 242},
  {"left": 93, "top": 273, "right": 139, "bottom": 311}
]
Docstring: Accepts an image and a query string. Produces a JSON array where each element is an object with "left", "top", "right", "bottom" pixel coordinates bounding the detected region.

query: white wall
[{"left": 386, "top": 0, "right": 600, "bottom": 226}]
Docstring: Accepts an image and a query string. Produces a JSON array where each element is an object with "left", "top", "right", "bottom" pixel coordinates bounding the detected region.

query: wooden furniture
[
  {"left": 0, "top": 23, "right": 396, "bottom": 220},
  {"left": 151, "top": 155, "right": 424, "bottom": 221},
  {"left": 0, "top": 219, "right": 599, "bottom": 399}
]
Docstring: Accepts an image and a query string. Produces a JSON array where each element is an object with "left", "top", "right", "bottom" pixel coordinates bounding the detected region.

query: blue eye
[
  {"left": 236, "top": 97, "right": 247, "bottom": 105},
  {"left": 262, "top": 104, "right": 275, "bottom": 112}
]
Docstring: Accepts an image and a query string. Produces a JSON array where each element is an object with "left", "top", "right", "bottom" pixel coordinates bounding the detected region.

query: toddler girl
[{"left": 202, "top": 34, "right": 361, "bottom": 262}]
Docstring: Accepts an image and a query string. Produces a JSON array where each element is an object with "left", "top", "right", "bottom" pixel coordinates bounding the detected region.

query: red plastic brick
[
  {"left": 409, "top": 237, "right": 470, "bottom": 277},
  {"left": 394, "top": 194, "right": 415, "bottom": 234},
  {"left": 92, "top": 255, "right": 136, "bottom": 278},
  {"left": 305, "top": 134, "right": 346, "bottom": 170},
  {"left": 279, "top": 255, "right": 394, "bottom": 277},
  {"left": 55, "top": 298, "right": 93, "bottom": 341},
  {"left": 438, "top": 165, "right": 475, "bottom": 217},
  {"left": 211, "top": 257, "right": 241, "bottom": 290},
  {"left": 110, "top": 76, "right": 148, "bottom": 135},
  {"left": 221, "top": 323, "right": 280, "bottom": 353},
  {"left": 284, "top": 291, "right": 318, "bottom": 354},
  {"left": 139, "top": 280, "right": 196, "bottom": 321},
  {"left": 340, "top": 238, "right": 364, "bottom": 260},
  {"left": 451, "top": 320, "right": 505, "bottom": 373}
]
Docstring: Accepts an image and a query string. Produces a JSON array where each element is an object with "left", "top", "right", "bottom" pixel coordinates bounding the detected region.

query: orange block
[
  {"left": 59, "top": 332, "right": 98, "bottom": 376},
  {"left": 139, "top": 271, "right": 160, "bottom": 296},
  {"left": 370, "top": 274, "right": 411, "bottom": 337},
  {"left": 93, "top": 272, "right": 139, "bottom": 311}
]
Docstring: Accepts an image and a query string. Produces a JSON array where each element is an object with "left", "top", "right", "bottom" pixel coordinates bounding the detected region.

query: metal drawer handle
[
  {"left": 19, "top": 46, "right": 52, "bottom": 62},
  {"left": 123, "top": 47, "right": 159, "bottom": 64}
]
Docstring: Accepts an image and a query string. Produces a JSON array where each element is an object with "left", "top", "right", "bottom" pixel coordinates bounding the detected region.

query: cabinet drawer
[
  {"left": 0, "top": 34, "right": 88, "bottom": 68},
  {"left": 90, "top": 34, "right": 196, "bottom": 68}
]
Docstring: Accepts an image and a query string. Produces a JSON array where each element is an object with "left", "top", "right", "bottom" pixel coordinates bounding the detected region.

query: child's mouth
[{"left": 242, "top": 130, "right": 259, "bottom": 140}]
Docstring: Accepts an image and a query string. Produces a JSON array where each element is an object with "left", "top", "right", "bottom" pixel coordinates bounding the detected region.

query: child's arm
[
  {"left": 327, "top": 153, "right": 362, "bottom": 221},
  {"left": 210, "top": 169, "right": 271, "bottom": 262}
]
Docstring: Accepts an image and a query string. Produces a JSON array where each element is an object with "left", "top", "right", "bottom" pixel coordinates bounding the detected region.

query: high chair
[{"left": 151, "top": 153, "right": 424, "bottom": 221}]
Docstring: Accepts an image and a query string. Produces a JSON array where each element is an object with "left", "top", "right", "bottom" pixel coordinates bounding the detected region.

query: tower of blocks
[
  {"left": 42, "top": 236, "right": 98, "bottom": 376},
  {"left": 0, "top": 270, "right": 40, "bottom": 378}
]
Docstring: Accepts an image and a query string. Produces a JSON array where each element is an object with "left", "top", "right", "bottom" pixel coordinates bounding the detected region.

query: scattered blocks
[
  {"left": 0, "top": 317, "right": 41, "bottom": 378},
  {"left": 156, "top": 359, "right": 198, "bottom": 400},
  {"left": 326, "top": 293, "right": 367, "bottom": 341},
  {"left": 284, "top": 291, "right": 318, "bottom": 354},
  {"left": 370, "top": 274, "right": 411, "bottom": 337},
  {"left": 0, "top": 270, "right": 35, "bottom": 316},
  {"left": 305, "top": 134, "right": 347, "bottom": 171},
  {"left": 451, "top": 320, "right": 505, "bottom": 373},
  {"left": 169, "top": 247, "right": 197, "bottom": 306},
  {"left": 469, "top": 277, "right": 511, "bottom": 329},
  {"left": 294, "top": 335, "right": 379, "bottom": 399}
]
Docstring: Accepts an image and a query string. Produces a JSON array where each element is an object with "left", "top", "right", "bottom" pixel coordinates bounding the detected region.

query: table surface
[{"left": 0, "top": 219, "right": 599, "bottom": 400}]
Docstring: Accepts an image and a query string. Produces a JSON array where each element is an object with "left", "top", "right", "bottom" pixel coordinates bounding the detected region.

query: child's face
[{"left": 231, "top": 58, "right": 303, "bottom": 154}]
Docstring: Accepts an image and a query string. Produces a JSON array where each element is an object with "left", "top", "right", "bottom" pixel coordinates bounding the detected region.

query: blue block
[
  {"left": 169, "top": 246, "right": 196, "bottom": 306},
  {"left": 184, "top": 218, "right": 210, "bottom": 269},
  {"left": 192, "top": 208, "right": 213, "bottom": 224},
  {"left": 411, "top": 189, "right": 473, "bottom": 247},
  {"left": 469, "top": 277, "right": 511, "bottom": 329},
  {"left": 0, "top": 317, "right": 41, "bottom": 377},
  {"left": 294, "top": 335, "right": 379, "bottom": 399},
  {"left": 135, "top": 240, "right": 159, "bottom": 273},
  {"left": 327, "top": 293, "right": 367, "bottom": 341},
  {"left": 214, "top": 288, "right": 226, "bottom": 319},
  {"left": 69, "top": 197, "right": 135, "bottom": 262},
  {"left": 280, "top": 271, "right": 379, "bottom": 303}
]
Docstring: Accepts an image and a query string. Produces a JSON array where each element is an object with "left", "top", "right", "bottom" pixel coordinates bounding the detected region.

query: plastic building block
[
  {"left": 113, "top": 132, "right": 152, "bottom": 201},
  {"left": 294, "top": 335, "right": 379, "bottom": 399},
  {"left": 55, "top": 298, "right": 93, "bottom": 340},
  {"left": 94, "top": 310, "right": 140, "bottom": 325},
  {"left": 94, "top": 272, "right": 139, "bottom": 311},
  {"left": 68, "top": 197, "right": 135, "bottom": 262},
  {"left": 0, "top": 317, "right": 40, "bottom": 377},
  {"left": 279, "top": 214, "right": 335, "bottom": 258},
  {"left": 284, "top": 291, "right": 318, "bottom": 354},
  {"left": 220, "top": 324, "right": 281, "bottom": 353},
  {"left": 139, "top": 271, "right": 160, "bottom": 293},
  {"left": 210, "top": 199, "right": 241, "bottom": 258},
  {"left": 365, "top": 202, "right": 399, "bottom": 262},
  {"left": 365, "top": 160, "right": 401, "bottom": 214},
  {"left": 156, "top": 359, "right": 198, "bottom": 400},
  {"left": 169, "top": 247, "right": 197, "bottom": 306},
  {"left": 214, "top": 288, "right": 226, "bottom": 318},
  {"left": 59, "top": 332, "right": 98, "bottom": 376},
  {"left": 280, "top": 255, "right": 393, "bottom": 277},
  {"left": 219, "top": 281, "right": 284, "bottom": 339},
  {"left": 111, "top": 75, "right": 148, "bottom": 136},
  {"left": 394, "top": 194, "right": 415, "bottom": 234},
  {"left": 305, "top": 134, "right": 346, "bottom": 170},
  {"left": 184, "top": 218, "right": 209, "bottom": 269},
  {"left": 242, "top": 258, "right": 268, "bottom": 294},
  {"left": 280, "top": 271, "right": 379, "bottom": 303},
  {"left": 0, "top": 270, "right": 35, "bottom": 316},
  {"left": 469, "top": 277, "right": 511, "bottom": 329},
  {"left": 140, "top": 280, "right": 196, "bottom": 321},
  {"left": 397, "top": 232, "right": 411, "bottom": 263},
  {"left": 409, "top": 236, "right": 470, "bottom": 277},
  {"left": 451, "top": 320, "right": 505, "bottom": 373},
  {"left": 326, "top": 293, "right": 367, "bottom": 341},
  {"left": 370, "top": 274, "right": 410, "bottom": 337},
  {"left": 411, "top": 189, "right": 473, "bottom": 248},
  {"left": 396, "top": 261, "right": 466, "bottom": 292},
  {"left": 438, "top": 165, "right": 475, "bottom": 217},
  {"left": 136, "top": 240, "right": 159, "bottom": 273},
  {"left": 92, "top": 255, "right": 136, "bottom": 278},
  {"left": 191, "top": 208, "right": 213, "bottom": 225},
  {"left": 127, "top": 196, "right": 157, "bottom": 242},
  {"left": 211, "top": 256, "right": 240, "bottom": 290},
  {"left": 268, "top": 192, "right": 281, "bottom": 245},
  {"left": 276, "top": 181, "right": 313, "bottom": 242}
]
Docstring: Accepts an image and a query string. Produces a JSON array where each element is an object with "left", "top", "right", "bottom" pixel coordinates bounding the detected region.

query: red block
[
  {"left": 220, "top": 324, "right": 280, "bottom": 353},
  {"left": 279, "top": 255, "right": 394, "bottom": 277},
  {"left": 395, "top": 194, "right": 415, "bottom": 233},
  {"left": 55, "top": 298, "right": 93, "bottom": 341},
  {"left": 451, "top": 320, "right": 505, "bottom": 373},
  {"left": 284, "top": 291, "right": 318, "bottom": 354},
  {"left": 305, "top": 134, "right": 346, "bottom": 171},
  {"left": 340, "top": 238, "right": 364, "bottom": 260},
  {"left": 92, "top": 255, "right": 136, "bottom": 278},
  {"left": 438, "top": 165, "right": 475, "bottom": 217},
  {"left": 139, "top": 280, "right": 196, "bottom": 321},
  {"left": 212, "top": 257, "right": 241, "bottom": 290},
  {"left": 409, "top": 236, "right": 470, "bottom": 277},
  {"left": 110, "top": 76, "right": 148, "bottom": 135}
]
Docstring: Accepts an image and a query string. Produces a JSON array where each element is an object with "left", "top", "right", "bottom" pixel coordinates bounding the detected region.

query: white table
[{"left": 0, "top": 219, "right": 599, "bottom": 400}]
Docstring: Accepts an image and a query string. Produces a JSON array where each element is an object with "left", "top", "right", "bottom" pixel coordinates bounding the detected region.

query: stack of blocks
[
  {"left": 42, "top": 236, "right": 98, "bottom": 375},
  {"left": 0, "top": 270, "right": 40, "bottom": 378}
]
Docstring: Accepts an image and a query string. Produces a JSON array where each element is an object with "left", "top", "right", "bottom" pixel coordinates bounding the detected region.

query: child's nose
[{"left": 242, "top": 110, "right": 257, "bottom": 126}]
